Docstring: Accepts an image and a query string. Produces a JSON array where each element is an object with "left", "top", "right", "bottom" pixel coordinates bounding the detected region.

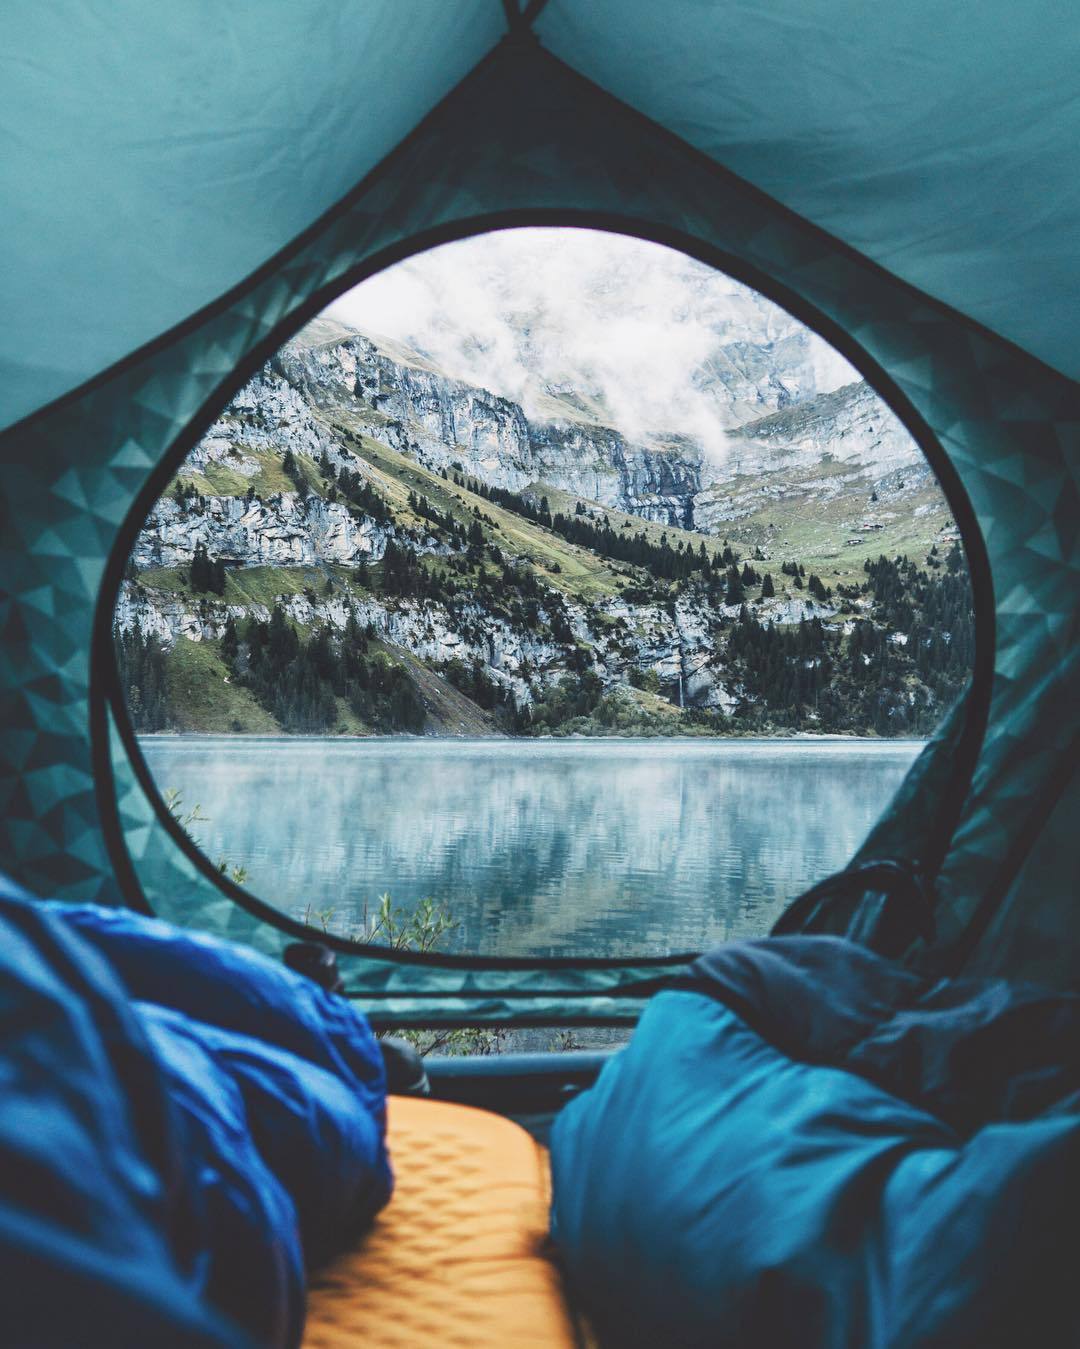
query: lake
[{"left": 139, "top": 736, "right": 923, "bottom": 959}]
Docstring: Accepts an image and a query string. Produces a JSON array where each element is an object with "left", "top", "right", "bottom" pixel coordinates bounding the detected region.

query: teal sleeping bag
[{"left": 550, "top": 937, "right": 1079, "bottom": 1348}]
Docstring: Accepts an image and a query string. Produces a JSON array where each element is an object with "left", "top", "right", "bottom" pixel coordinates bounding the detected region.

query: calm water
[{"left": 140, "top": 736, "right": 922, "bottom": 958}]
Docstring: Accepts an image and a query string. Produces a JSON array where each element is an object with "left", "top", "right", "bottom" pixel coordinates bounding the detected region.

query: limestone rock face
[
  {"left": 276, "top": 329, "right": 712, "bottom": 524},
  {"left": 133, "top": 494, "right": 396, "bottom": 569},
  {"left": 692, "top": 381, "right": 925, "bottom": 532}
]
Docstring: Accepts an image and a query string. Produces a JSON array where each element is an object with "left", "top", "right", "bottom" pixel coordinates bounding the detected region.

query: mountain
[
  {"left": 336, "top": 235, "right": 859, "bottom": 442},
  {"left": 115, "top": 316, "right": 972, "bottom": 738}
]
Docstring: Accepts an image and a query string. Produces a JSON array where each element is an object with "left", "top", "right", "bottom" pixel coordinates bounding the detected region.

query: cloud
[{"left": 325, "top": 227, "right": 856, "bottom": 461}]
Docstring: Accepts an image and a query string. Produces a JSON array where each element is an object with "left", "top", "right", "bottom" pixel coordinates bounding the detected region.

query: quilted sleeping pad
[{"left": 304, "top": 1096, "right": 581, "bottom": 1348}]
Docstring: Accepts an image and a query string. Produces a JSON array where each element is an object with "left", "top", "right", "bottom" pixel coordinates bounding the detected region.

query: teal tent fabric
[
  {"left": 537, "top": 0, "right": 1080, "bottom": 383},
  {"left": 0, "top": 1, "right": 505, "bottom": 431},
  {"left": 0, "top": 9, "right": 1076, "bottom": 1019},
  {"left": 5, "top": 0, "right": 1079, "bottom": 433}
]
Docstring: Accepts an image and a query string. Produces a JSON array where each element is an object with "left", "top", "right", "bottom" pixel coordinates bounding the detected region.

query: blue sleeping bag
[
  {"left": 0, "top": 874, "right": 391, "bottom": 1348},
  {"left": 551, "top": 936, "right": 1079, "bottom": 1348}
]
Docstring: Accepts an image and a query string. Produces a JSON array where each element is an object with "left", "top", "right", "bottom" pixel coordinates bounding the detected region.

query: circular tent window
[{"left": 113, "top": 228, "right": 976, "bottom": 960}]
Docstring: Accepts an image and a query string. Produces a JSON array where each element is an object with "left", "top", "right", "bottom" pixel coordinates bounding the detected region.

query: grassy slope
[
  {"left": 139, "top": 562, "right": 329, "bottom": 608},
  {"left": 224, "top": 564, "right": 328, "bottom": 608},
  {"left": 160, "top": 631, "right": 503, "bottom": 736},
  {"left": 696, "top": 469, "right": 953, "bottom": 591},
  {"left": 169, "top": 444, "right": 321, "bottom": 502},
  {"left": 336, "top": 430, "right": 633, "bottom": 601},
  {"left": 164, "top": 638, "right": 279, "bottom": 733},
  {"left": 535, "top": 473, "right": 952, "bottom": 599}
]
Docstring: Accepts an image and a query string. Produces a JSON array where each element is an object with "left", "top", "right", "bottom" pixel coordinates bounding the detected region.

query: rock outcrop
[{"left": 133, "top": 493, "right": 396, "bottom": 570}]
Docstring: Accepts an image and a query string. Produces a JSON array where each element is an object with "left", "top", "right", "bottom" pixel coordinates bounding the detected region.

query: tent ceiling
[
  {"left": 537, "top": 0, "right": 1080, "bottom": 383},
  {"left": 3, "top": 1, "right": 1077, "bottom": 435},
  {"left": 0, "top": 1, "right": 504, "bottom": 431}
]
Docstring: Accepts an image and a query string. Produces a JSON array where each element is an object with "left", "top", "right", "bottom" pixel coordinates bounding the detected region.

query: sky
[{"left": 326, "top": 227, "right": 856, "bottom": 460}]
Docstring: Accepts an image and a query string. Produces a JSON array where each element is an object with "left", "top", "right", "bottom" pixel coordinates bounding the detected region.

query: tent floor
[{"left": 304, "top": 1095, "right": 586, "bottom": 1348}]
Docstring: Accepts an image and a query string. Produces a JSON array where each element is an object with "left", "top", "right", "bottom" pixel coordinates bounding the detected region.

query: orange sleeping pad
[{"left": 303, "top": 1095, "right": 584, "bottom": 1348}]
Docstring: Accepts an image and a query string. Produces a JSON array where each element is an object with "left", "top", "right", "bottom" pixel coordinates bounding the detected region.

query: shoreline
[{"left": 137, "top": 731, "right": 928, "bottom": 747}]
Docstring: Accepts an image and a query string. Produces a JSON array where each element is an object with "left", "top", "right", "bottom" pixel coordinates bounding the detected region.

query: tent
[{"left": 1, "top": 0, "right": 1077, "bottom": 1034}]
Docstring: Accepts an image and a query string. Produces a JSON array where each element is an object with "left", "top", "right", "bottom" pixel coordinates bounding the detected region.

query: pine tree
[
  {"left": 114, "top": 621, "right": 170, "bottom": 730},
  {"left": 190, "top": 542, "right": 210, "bottom": 592},
  {"left": 725, "top": 565, "right": 744, "bottom": 605},
  {"left": 221, "top": 614, "right": 238, "bottom": 662}
]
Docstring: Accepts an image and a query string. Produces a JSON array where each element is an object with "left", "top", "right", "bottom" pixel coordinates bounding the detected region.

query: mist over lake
[{"left": 141, "top": 736, "right": 922, "bottom": 958}]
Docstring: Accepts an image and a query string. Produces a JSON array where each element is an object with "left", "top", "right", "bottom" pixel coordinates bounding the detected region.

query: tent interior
[{"left": 1, "top": 2, "right": 1077, "bottom": 1346}]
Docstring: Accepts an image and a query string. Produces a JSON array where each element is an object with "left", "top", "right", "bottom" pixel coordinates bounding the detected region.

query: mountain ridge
[{"left": 115, "top": 316, "right": 971, "bottom": 739}]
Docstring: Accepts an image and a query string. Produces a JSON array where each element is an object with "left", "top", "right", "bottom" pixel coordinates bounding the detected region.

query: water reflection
[{"left": 140, "top": 737, "right": 922, "bottom": 958}]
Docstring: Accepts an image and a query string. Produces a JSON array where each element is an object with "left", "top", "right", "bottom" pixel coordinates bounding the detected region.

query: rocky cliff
[
  {"left": 276, "top": 320, "right": 708, "bottom": 525},
  {"left": 275, "top": 318, "right": 928, "bottom": 532}
]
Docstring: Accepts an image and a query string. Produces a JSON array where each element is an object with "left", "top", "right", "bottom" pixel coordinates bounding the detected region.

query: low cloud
[{"left": 326, "top": 227, "right": 855, "bottom": 460}]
